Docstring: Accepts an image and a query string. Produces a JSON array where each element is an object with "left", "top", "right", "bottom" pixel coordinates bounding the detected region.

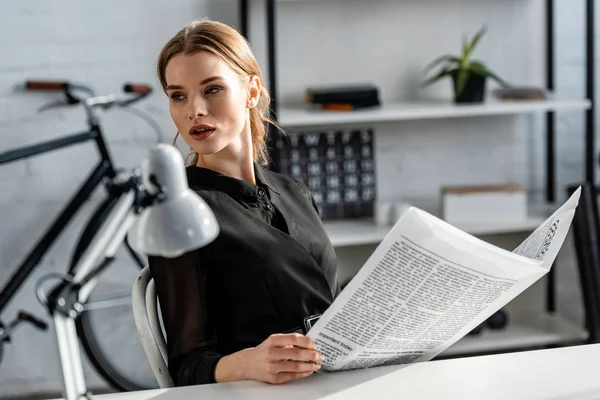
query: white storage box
[{"left": 441, "top": 184, "right": 527, "bottom": 225}]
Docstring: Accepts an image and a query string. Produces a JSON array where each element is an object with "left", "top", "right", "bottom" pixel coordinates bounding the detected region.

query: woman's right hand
[{"left": 239, "top": 333, "right": 325, "bottom": 384}]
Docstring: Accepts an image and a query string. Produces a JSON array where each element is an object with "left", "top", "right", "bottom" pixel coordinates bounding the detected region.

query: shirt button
[
  {"left": 266, "top": 204, "right": 273, "bottom": 211},
  {"left": 258, "top": 189, "right": 265, "bottom": 197}
]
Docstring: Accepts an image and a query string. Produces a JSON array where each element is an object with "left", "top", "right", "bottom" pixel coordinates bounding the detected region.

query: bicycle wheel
[{"left": 75, "top": 256, "right": 160, "bottom": 391}]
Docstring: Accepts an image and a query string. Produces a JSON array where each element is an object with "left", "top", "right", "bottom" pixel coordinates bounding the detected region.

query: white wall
[{"left": 0, "top": 0, "right": 592, "bottom": 397}]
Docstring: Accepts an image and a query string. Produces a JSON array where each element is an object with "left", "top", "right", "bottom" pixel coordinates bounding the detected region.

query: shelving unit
[
  {"left": 323, "top": 197, "right": 564, "bottom": 247},
  {"left": 240, "top": 0, "right": 595, "bottom": 358},
  {"left": 324, "top": 215, "right": 547, "bottom": 248},
  {"left": 279, "top": 98, "right": 591, "bottom": 129},
  {"left": 440, "top": 313, "right": 588, "bottom": 357},
  {"left": 240, "top": 0, "right": 597, "bottom": 203}
]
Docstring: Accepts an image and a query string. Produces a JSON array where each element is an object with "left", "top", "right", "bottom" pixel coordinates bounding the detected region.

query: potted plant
[{"left": 421, "top": 25, "right": 509, "bottom": 103}]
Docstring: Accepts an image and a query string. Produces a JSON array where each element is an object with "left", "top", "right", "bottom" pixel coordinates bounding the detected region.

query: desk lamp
[
  {"left": 49, "top": 144, "right": 219, "bottom": 400},
  {"left": 128, "top": 144, "right": 219, "bottom": 256}
]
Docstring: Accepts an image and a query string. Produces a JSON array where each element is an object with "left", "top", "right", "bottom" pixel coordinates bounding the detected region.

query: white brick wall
[{"left": 0, "top": 0, "right": 591, "bottom": 397}]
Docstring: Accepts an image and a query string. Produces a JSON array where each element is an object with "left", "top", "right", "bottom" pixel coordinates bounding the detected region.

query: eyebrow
[{"left": 165, "top": 76, "right": 224, "bottom": 91}]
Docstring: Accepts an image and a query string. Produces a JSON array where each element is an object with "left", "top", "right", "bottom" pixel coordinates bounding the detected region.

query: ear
[{"left": 246, "top": 75, "right": 261, "bottom": 109}]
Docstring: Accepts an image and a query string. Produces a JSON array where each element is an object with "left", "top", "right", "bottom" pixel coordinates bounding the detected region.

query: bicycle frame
[{"left": 0, "top": 122, "right": 115, "bottom": 314}]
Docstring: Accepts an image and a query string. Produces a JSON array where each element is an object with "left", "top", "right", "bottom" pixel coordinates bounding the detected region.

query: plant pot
[{"left": 452, "top": 72, "right": 487, "bottom": 103}]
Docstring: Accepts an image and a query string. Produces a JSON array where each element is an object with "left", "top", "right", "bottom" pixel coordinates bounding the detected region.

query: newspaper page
[
  {"left": 307, "top": 187, "right": 581, "bottom": 371},
  {"left": 512, "top": 191, "right": 580, "bottom": 268}
]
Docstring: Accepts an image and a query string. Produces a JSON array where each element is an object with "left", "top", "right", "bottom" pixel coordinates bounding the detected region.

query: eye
[
  {"left": 170, "top": 92, "right": 186, "bottom": 101},
  {"left": 205, "top": 86, "right": 222, "bottom": 95}
]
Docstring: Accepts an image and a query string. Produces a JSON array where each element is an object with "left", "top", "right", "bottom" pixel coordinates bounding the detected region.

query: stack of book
[
  {"left": 493, "top": 86, "right": 547, "bottom": 101},
  {"left": 306, "top": 84, "right": 380, "bottom": 111}
]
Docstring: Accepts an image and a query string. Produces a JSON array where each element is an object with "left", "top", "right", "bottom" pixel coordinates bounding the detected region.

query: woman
[{"left": 148, "top": 18, "right": 340, "bottom": 386}]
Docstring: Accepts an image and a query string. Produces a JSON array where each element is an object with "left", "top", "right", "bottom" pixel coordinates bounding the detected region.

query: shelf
[
  {"left": 440, "top": 313, "right": 588, "bottom": 357},
  {"left": 278, "top": 98, "right": 591, "bottom": 128},
  {"left": 324, "top": 219, "right": 393, "bottom": 247},
  {"left": 323, "top": 213, "right": 548, "bottom": 248}
]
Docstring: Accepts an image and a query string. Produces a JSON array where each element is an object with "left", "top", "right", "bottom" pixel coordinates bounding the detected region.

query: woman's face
[{"left": 164, "top": 51, "right": 259, "bottom": 161}]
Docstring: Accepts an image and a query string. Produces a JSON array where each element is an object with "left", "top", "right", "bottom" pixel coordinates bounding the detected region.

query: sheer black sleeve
[{"left": 147, "top": 250, "right": 223, "bottom": 386}]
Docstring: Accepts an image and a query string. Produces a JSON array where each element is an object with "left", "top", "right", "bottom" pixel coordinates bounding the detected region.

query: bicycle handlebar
[
  {"left": 25, "top": 80, "right": 69, "bottom": 91},
  {"left": 21, "top": 78, "right": 163, "bottom": 143},
  {"left": 25, "top": 79, "right": 153, "bottom": 112},
  {"left": 123, "top": 83, "right": 152, "bottom": 95}
]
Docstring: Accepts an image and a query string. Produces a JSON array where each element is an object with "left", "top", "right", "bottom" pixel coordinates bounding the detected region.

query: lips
[{"left": 189, "top": 124, "right": 215, "bottom": 140}]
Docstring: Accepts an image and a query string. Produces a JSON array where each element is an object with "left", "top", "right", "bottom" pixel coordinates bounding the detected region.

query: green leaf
[
  {"left": 421, "top": 67, "right": 455, "bottom": 88},
  {"left": 454, "top": 69, "right": 469, "bottom": 97},
  {"left": 469, "top": 61, "right": 511, "bottom": 87},
  {"left": 462, "top": 34, "right": 469, "bottom": 56},
  {"left": 465, "top": 25, "right": 488, "bottom": 60},
  {"left": 468, "top": 61, "right": 488, "bottom": 76},
  {"left": 422, "top": 54, "right": 461, "bottom": 75}
]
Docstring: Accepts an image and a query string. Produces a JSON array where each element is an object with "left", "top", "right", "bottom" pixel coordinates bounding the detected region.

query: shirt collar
[
  {"left": 185, "top": 162, "right": 280, "bottom": 201},
  {"left": 253, "top": 162, "right": 280, "bottom": 195}
]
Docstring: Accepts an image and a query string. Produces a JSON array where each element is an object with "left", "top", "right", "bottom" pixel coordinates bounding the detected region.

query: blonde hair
[{"left": 156, "top": 19, "right": 280, "bottom": 166}]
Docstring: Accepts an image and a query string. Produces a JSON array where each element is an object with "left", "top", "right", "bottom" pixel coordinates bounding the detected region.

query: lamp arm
[
  {"left": 76, "top": 205, "right": 140, "bottom": 303},
  {"left": 75, "top": 183, "right": 163, "bottom": 301}
]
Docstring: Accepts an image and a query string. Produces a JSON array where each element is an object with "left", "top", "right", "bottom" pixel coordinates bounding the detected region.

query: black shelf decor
[{"left": 275, "top": 127, "right": 377, "bottom": 220}]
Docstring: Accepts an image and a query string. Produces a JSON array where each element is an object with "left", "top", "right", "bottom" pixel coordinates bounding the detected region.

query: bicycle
[{"left": 0, "top": 80, "right": 165, "bottom": 394}]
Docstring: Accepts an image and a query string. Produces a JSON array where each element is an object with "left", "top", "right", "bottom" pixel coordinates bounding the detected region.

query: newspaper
[{"left": 306, "top": 187, "right": 581, "bottom": 371}]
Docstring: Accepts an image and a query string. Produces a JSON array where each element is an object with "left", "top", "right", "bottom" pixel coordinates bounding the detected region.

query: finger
[
  {"left": 270, "top": 371, "right": 315, "bottom": 384},
  {"left": 272, "top": 347, "right": 324, "bottom": 363},
  {"left": 274, "top": 360, "right": 322, "bottom": 374},
  {"left": 269, "top": 333, "right": 316, "bottom": 350}
]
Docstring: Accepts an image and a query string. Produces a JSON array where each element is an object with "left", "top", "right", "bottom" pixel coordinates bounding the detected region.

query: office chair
[{"left": 132, "top": 265, "right": 175, "bottom": 388}]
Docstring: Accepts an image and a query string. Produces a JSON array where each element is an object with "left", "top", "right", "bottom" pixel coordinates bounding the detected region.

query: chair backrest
[{"left": 132, "top": 265, "right": 175, "bottom": 388}]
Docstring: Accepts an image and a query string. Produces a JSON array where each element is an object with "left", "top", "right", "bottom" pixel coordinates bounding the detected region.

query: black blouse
[{"left": 148, "top": 163, "right": 340, "bottom": 386}]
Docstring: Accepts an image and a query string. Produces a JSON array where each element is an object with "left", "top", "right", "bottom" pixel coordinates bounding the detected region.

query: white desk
[{"left": 85, "top": 344, "right": 600, "bottom": 400}]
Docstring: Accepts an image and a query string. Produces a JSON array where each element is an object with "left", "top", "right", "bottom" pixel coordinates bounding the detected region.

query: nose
[{"left": 187, "top": 94, "right": 207, "bottom": 120}]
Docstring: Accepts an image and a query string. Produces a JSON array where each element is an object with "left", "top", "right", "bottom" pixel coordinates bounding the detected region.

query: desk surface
[{"left": 86, "top": 344, "right": 600, "bottom": 400}]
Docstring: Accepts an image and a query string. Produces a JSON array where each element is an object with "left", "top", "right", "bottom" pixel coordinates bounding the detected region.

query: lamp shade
[{"left": 128, "top": 144, "right": 219, "bottom": 258}]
